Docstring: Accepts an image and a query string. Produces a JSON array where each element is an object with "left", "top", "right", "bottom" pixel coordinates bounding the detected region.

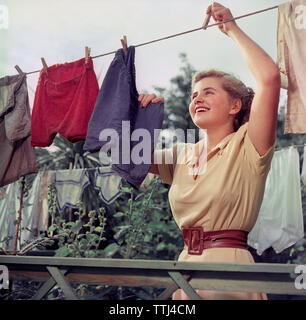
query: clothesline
[{"left": 23, "top": 4, "right": 280, "bottom": 76}]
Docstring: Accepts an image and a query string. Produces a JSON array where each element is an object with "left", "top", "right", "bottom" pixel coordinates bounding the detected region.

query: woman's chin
[{"left": 193, "top": 119, "right": 209, "bottom": 129}]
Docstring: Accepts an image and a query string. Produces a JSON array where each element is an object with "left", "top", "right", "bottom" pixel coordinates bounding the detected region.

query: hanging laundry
[
  {"left": 32, "top": 169, "right": 54, "bottom": 235},
  {"left": 277, "top": 0, "right": 306, "bottom": 133},
  {"left": 93, "top": 166, "right": 123, "bottom": 205},
  {"left": 31, "top": 57, "right": 99, "bottom": 147},
  {"left": 0, "top": 183, "right": 17, "bottom": 251},
  {"left": 54, "top": 168, "right": 90, "bottom": 212},
  {"left": 0, "top": 175, "right": 40, "bottom": 251},
  {"left": 248, "top": 146, "right": 304, "bottom": 255},
  {"left": 83, "top": 46, "right": 164, "bottom": 188},
  {"left": 0, "top": 187, "right": 7, "bottom": 200},
  {"left": 302, "top": 145, "right": 306, "bottom": 186},
  {"left": 0, "top": 73, "right": 38, "bottom": 187}
]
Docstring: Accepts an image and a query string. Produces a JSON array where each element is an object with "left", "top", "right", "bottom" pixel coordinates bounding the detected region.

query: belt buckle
[{"left": 182, "top": 226, "right": 204, "bottom": 255}]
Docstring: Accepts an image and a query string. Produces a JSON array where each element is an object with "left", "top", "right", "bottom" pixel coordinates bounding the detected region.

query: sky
[{"left": 0, "top": 0, "right": 288, "bottom": 109}]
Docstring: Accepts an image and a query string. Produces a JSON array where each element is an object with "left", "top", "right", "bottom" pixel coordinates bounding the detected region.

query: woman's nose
[{"left": 195, "top": 95, "right": 204, "bottom": 104}]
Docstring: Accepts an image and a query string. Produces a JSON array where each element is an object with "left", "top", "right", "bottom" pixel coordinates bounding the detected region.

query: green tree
[
  {"left": 155, "top": 53, "right": 199, "bottom": 138},
  {"left": 34, "top": 135, "right": 101, "bottom": 171}
]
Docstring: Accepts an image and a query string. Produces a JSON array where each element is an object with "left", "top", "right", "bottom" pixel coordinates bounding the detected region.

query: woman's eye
[{"left": 191, "top": 91, "right": 213, "bottom": 99}]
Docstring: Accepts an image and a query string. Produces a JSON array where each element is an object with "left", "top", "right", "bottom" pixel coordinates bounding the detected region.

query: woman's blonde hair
[{"left": 191, "top": 69, "right": 254, "bottom": 131}]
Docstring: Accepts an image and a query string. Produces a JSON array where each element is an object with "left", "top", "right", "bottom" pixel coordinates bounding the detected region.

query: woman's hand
[
  {"left": 207, "top": 2, "right": 238, "bottom": 36},
  {"left": 138, "top": 93, "right": 164, "bottom": 108}
]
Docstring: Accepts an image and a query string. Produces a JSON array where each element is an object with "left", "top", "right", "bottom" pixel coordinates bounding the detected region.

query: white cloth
[
  {"left": 248, "top": 146, "right": 304, "bottom": 255},
  {"left": 0, "top": 174, "right": 40, "bottom": 251},
  {"left": 302, "top": 145, "right": 306, "bottom": 185}
]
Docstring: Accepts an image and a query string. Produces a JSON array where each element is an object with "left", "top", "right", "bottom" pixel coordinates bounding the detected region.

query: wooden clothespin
[
  {"left": 120, "top": 35, "right": 128, "bottom": 56},
  {"left": 202, "top": 12, "right": 212, "bottom": 30},
  {"left": 85, "top": 46, "right": 91, "bottom": 63},
  {"left": 15, "top": 65, "right": 24, "bottom": 75},
  {"left": 41, "top": 57, "right": 48, "bottom": 74}
]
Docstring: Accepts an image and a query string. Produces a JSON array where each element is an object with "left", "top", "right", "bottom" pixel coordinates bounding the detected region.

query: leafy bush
[{"left": 105, "top": 176, "right": 183, "bottom": 260}]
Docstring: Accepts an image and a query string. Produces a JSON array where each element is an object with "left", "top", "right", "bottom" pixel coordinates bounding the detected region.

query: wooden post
[{"left": 13, "top": 176, "right": 25, "bottom": 255}]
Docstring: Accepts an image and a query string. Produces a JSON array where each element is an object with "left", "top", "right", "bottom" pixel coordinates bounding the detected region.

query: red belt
[{"left": 182, "top": 227, "right": 249, "bottom": 255}]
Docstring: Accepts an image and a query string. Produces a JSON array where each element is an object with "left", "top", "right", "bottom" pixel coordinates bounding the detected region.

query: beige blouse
[{"left": 156, "top": 122, "right": 275, "bottom": 300}]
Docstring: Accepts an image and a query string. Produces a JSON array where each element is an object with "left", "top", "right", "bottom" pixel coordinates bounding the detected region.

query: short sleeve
[
  {"left": 155, "top": 144, "right": 179, "bottom": 185},
  {"left": 243, "top": 127, "right": 275, "bottom": 176}
]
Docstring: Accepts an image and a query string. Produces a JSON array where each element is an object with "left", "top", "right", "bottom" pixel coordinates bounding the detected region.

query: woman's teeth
[{"left": 196, "top": 107, "right": 210, "bottom": 113}]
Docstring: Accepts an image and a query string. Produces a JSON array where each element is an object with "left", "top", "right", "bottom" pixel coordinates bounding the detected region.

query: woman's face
[{"left": 189, "top": 77, "right": 236, "bottom": 129}]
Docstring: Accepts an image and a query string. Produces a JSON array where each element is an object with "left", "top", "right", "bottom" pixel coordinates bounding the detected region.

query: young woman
[{"left": 138, "top": 2, "right": 280, "bottom": 300}]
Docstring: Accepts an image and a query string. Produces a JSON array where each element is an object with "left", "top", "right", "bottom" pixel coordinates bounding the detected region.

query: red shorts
[{"left": 31, "top": 57, "right": 99, "bottom": 147}]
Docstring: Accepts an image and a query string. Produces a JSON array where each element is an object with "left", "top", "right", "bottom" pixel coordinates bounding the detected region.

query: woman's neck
[{"left": 205, "top": 123, "right": 234, "bottom": 152}]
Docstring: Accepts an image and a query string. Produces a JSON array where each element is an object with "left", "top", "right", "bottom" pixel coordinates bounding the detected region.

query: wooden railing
[{"left": 0, "top": 255, "right": 305, "bottom": 300}]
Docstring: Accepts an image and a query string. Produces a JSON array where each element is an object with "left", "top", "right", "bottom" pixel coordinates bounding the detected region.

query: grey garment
[
  {"left": 0, "top": 175, "right": 40, "bottom": 251},
  {"left": 0, "top": 74, "right": 38, "bottom": 187},
  {"left": 83, "top": 46, "right": 164, "bottom": 188},
  {"left": 0, "top": 74, "right": 31, "bottom": 141}
]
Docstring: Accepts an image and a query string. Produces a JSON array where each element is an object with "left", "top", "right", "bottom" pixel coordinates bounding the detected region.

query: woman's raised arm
[{"left": 208, "top": 2, "right": 281, "bottom": 156}]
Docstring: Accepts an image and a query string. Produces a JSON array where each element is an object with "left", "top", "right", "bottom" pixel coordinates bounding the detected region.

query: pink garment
[{"left": 277, "top": 0, "right": 306, "bottom": 133}]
